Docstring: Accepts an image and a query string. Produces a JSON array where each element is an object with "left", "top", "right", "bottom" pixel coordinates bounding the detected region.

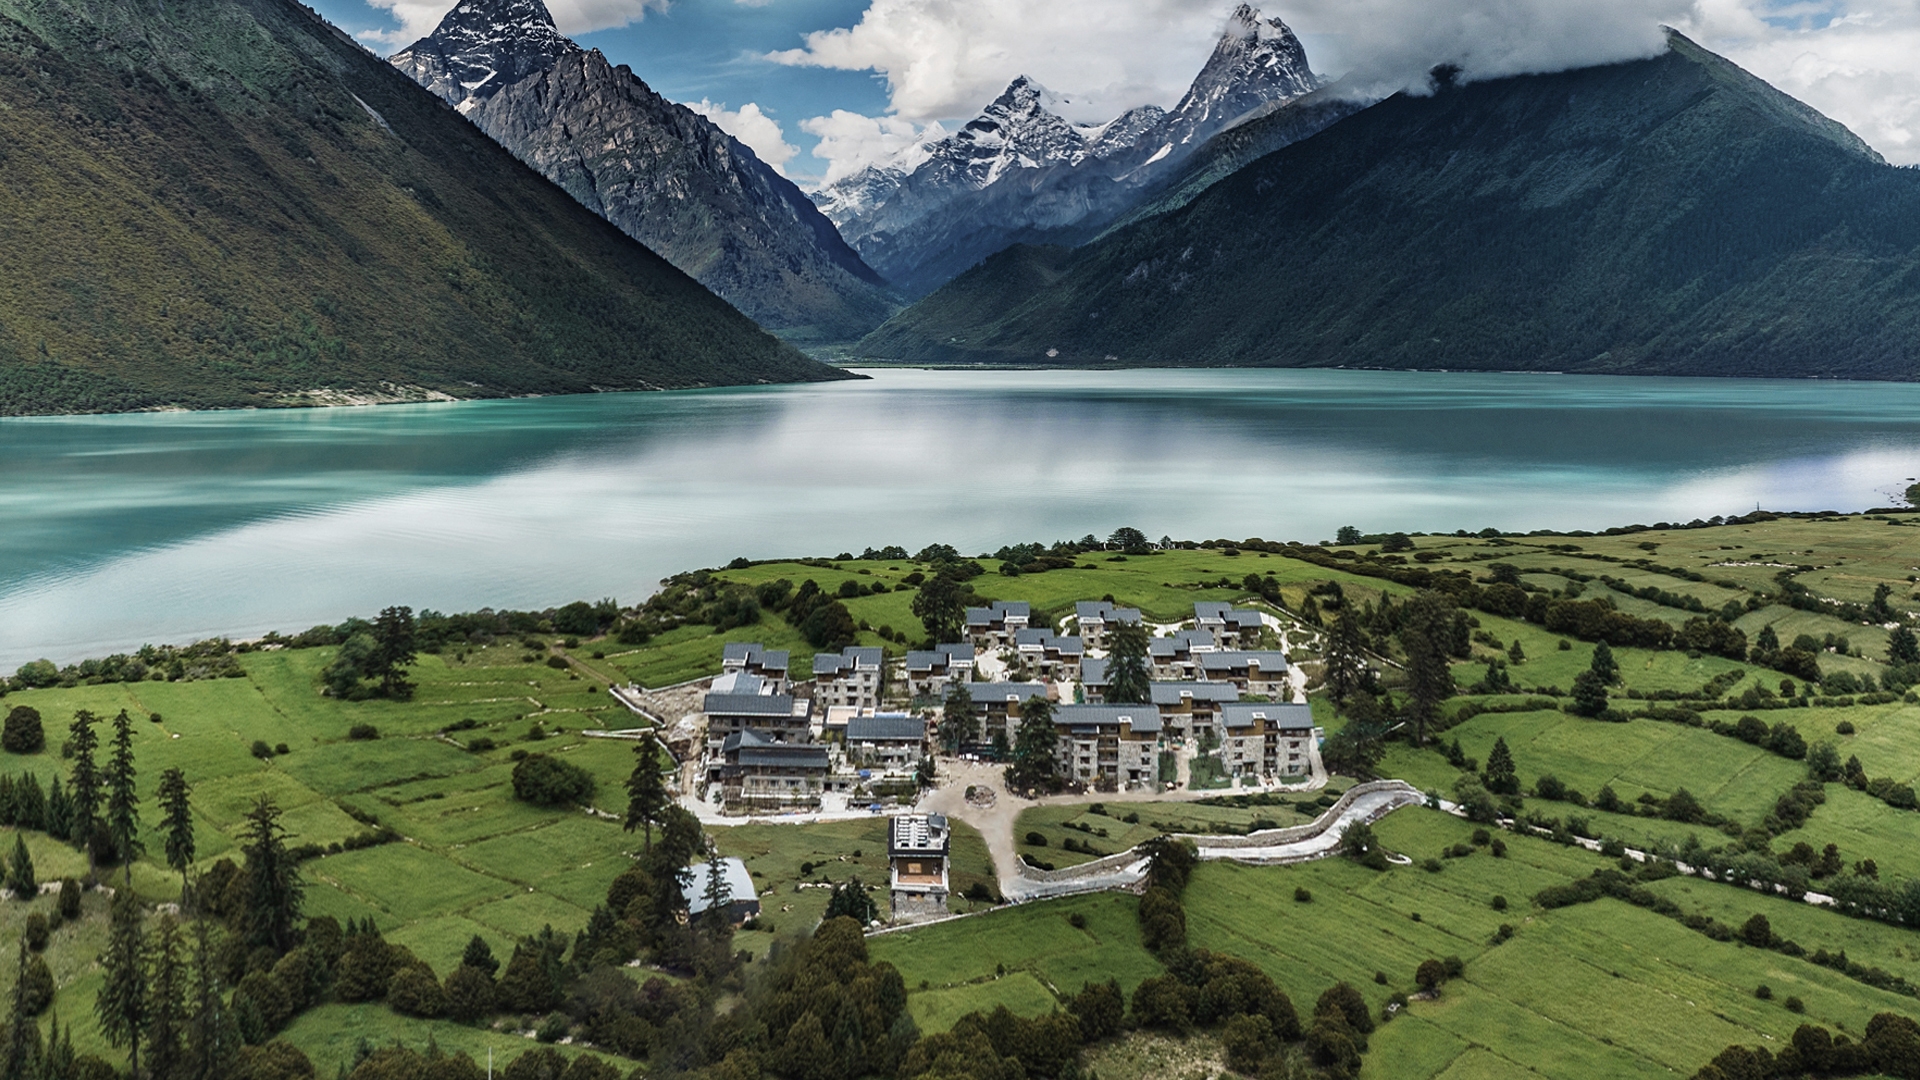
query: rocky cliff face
[
  {"left": 393, "top": 0, "right": 894, "bottom": 341},
  {"left": 813, "top": 4, "right": 1329, "bottom": 298}
]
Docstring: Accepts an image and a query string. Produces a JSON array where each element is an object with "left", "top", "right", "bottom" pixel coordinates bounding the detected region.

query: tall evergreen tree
[
  {"left": 2, "top": 939, "right": 41, "bottom": 1080},
  {"left": 145, "top": 915, "right": 188, "bottom": 1080},
  {"left": 1105, "top": 624, "right": 1152, "bottom": 705},
  {"left": 1589, "top": 641, "right": 1620, "bottom": 685},
  {"left": 157, "top": 767, "right": 196, "bottom": 907},
  {"left": 909, "top": 573, "right": 966, "bottom": 645},
  {"left": 1009, "top": 697, "right": 1058, "bottom": 790},
  {"left": 43, "top": 776, "right": 70, "bottom": 846},
  {"left": 1484, "top": 736, "right": 1518, "bottom": 796},
  {"left": 1889, "top": 625, "right": 1920, "bottom": 666},
  {"left": 96, "top": 894, "right": 149, "bottom": 1077},
  {"left": 622, "top": 736, "right": 670, "bottom": 854},
  {"left": 11, "top": 775, "right": 42, "bottom": 834},
  {"left": 939, "top": 685, "right": 975, "bottom": 753},
  {"left": 104, "top": 711, "right": 141, "bottom": 886},
  {"left": 66, "top": 712, "right": 101, "bottom": 869},
  {"left": 42, "top": 1017, "right": 73, "bottom": 1080},
  {"left": 1323, "top": 612, "right": 1370, "bottom": 708},
  {"left": 238, "top": 796, "right": 302, "bottom": 954},
  {"left": 6, "top": 833, "right": 33, "bottom": 899},
  {"left": 372, "top": 606, "right": 420, "bottom": 700},
  {"left": 186, "top": 917, "right": 234, "bottom": 1080},
  {"left": 699, "top": 849, "right": 731, "bottom": 934},
  {"left": 1396, "top": 592, "right": 1458, "bottom": 746}
]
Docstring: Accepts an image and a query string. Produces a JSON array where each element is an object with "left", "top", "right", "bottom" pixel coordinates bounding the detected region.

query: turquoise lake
[{"left": 5, "top": 367, "right": 1920, "bottom": 666}]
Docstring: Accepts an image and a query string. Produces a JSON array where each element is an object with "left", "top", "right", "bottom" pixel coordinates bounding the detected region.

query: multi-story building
[
  {"left": 961, "top": 681, "right": 1053, "bottom": 742},
  {"left": 721, "top": 643, "right": 791, "bottom": 692},
  {"left": 845, "top": 714, "right": 928, "bottom": 773},
  {"left": 889, "top": 813, "right": 950, "bottom": 921},
  {"left": 813, "top": 646, "right": 885, "bottom": 710},
  {"left": 904, "top": 643, "right": 975, "bottom": 698},
  {"left": 710, "top": 730, "right": 832, "bottom": 809},
  {"left": 1194, "top": 602, "right": 1269, "bottom": 648},
  {"left": 1075, "top": 601, "right": 1143, "bottom": 651},
  {"left": 1148, "top": 681, "right": 1242, "bottom": 740},
  {"left": 1051, "top": 703, "right": 1162, "bottom": 788},
  {"left": 1149, "top": 628, "right": 1220, "bottom": 680},
  {"left": 1014, "top": 629, "right": 1085, "bottom": 681},
  {"left": 704, "top": 671, "right": 811, "bottom": 753},
  {"left": 1218, "top": 703, "right": 1316, "bottom": 778},
  {"left": 1197, "top": 651, "right": 1292, "bottom": 698},
  {"left": 964, "top": 601, "right": 1031, "bottom": 647}
]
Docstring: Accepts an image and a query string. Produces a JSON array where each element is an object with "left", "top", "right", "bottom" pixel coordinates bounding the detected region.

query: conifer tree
[
  {"left": 186, "top": 917, "right": 235, "bottom": 1080},
  {"left": 44, "top": 776, "right": 70, "bottom": 845},
  {"left": 1009, "top": 697, "right": 1059, "bottom": 790},
  {"left": 6, "top": 834, "right": 33, "bottom": 899},
  {"left": 1323, "top": 610, "right": 1372, "bottom": 708},
  {"left": 2, "top": 939, "right": 41, "bottom": 1080},
  {"left": 238, "top": 796, "right": 302, "bottom": 954},
  {"left": 96, "top": 894, "right": 149, "bottom": 1077},
  {"left": 42, "top": 1017, "right": 73, "bottom": 1080},
  {"left": 1397, "top": 592, "right": 1459, "bottom": 746},
  {"left": 1589, "top": 641, "right": 1620, "bottom": 685},
  {"left": 699, "top": 849, "right": 731, "bottom": 934},
  {"left": 622, "top": 736, "right": 669, "bottom": 854},
  {"left": 1484, "top": 736, "right": 1518, "bottom": 796},
  {"left": 939, "top": 684, "right": 975, "bottom": 753},
  {"left": 146, "top": 915, "right": 188, "bottom": 1080},
  {"left": 66, "top": 712, "right": 101, "bottom": 869},
  {"left": 105, "top": 711, "right": 142, "bottom": 886},
  {"left": 1889, "top": 625, "right": 1920, "bottom": 666},
  {"left": 11, "top": 775, "right": 42, "bottom": 834},
  {"left": 157, "top": 767, "right": 195, "bottom": 906},
  {"left": 1105, "top": 623, "right": 1152, "bottom": 705}
]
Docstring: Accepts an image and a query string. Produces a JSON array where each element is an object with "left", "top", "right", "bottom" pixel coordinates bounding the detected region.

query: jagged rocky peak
[
  {"left": 1163, "top": 4, "right": 1318, "bottom": 144},
  {"left": 390, "top": 0, "right": 577, "bottom": 108},
  {"left": 937, "top": 75, "right": 1095, "bottom": 186}
]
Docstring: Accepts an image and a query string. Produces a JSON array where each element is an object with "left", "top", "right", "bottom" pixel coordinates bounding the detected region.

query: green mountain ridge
[
  {"left": 857, "top": 34, "right": 1920, "bottom": 380},
  {"left": 0, "top": 0, "right": 849, "bottom": 416}
]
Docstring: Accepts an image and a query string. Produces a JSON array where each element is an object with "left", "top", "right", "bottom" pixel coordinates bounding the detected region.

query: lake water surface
[{"left": 5, "top": 367, "right": 1920, "bottom": 666}]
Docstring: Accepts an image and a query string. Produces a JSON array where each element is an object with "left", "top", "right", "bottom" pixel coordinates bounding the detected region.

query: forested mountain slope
[
  {"left": 0, "top": 0, "right": 846, "bottom": 416},
  {"left": 858, "top": 34, "right": 1920, "bottom": 379}
]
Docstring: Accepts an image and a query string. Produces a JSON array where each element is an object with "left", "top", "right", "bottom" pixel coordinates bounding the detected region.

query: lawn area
[{"left": 1013, "top": 795, "right": 1335, "bottom": 869}]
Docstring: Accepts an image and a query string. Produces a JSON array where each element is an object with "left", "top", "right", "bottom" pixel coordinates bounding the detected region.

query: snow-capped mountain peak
[
  {"left": 390, "top": 0, "right": 578, "bottom": 109},
  {"left": 1164, "top": 4, "right": 1317, "bottom": 145}
]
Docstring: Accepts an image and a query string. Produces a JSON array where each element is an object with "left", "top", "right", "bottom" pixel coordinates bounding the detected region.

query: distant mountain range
[
  {"left": 813, "top": 4, "right": 1337, "bottom": 298},
  {"left": 392, "top": 0, "right": 897, "bottom": 342},
  {"left": 0, "top": 0, "right": 846, "bottom": 416},
  {"left": 858, "top": 33, "right": 1920, "bottom": 380}
]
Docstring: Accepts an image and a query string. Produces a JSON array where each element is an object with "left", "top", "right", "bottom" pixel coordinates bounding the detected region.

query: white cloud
[
  {"left": 359, "top": 0, "right": 666, "bottom": 50},
  {"left": 687, "top": 101, "right": 803, "bottom": 174},
  {"left": 799, "top": 110, "right": 943, "bottom": 184}
]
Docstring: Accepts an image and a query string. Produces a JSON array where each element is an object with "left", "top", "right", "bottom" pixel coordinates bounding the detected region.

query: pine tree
[
  {"left": 939, "top": 684, "right": 975, "bottom": 753},
  {"left": 622, "top": 736, "right": 669, "bottom": 854},
  {"left": 2, "top": 939, "right": 42, "bottom": 1080},
  {"left": 1323, "top": 611, "right": 1370, "bottom": 707},
  {"left": 43, "top": 776, "right": 70, "bottom": 846},
  {"left": 1009, "top": 697, "right": 1058, "bottom": 790},
  {"left": 11, "top": 775, "right": 42, "bottom": 835},
  {"left": 372, "top": 606, "right": 420, "bottom": 701},
  {"left": 1397, "top": 592, "right": 1458, "bottom": 746},
  {"left": 699, "top": 849, "right": 732, "bottom": 933},
  {"left": 186, "top": 917, "right": 234, "bottom": 1080},
  {"left": 1105, "top": 624, "right": 1152, "bottom": 705},
  {"left": 1888, "top": 625, "right": 1920, "bottom": 666},
  {"left": 104, "top": 711, "right": 141, "bottom": 886},
  {"left": 1484, "top": 736, "right": 1518, "bottom": 796},
  {"left": 145, "top": 915, "right": 188, "bottom": 1080},
  {"left": 42, "top": 1017, "right": 73, "bottom": 1080},
  {"left": 1589, "top": 641, "right": 1619, "bottom": 685},
  {"left": 96, "top": 894, "right": 149, "bottom": 1077},
  {"left": 238, "top": 796, "right": 302, "bottom": 954},
  {"left": 66, "top": 712, "right": 101, "bottom": 869},
  {"left": 6, "top": 833, "right": 33, "bottom": 899},
  {"left": 157, "top": 767, "right": 195, "bottom": 906},
  {"left": 1507, "top": 639, "right": 1526, "bottom": 665}
]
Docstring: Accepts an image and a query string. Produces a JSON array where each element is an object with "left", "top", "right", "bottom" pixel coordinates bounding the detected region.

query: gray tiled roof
[
  {"left": 813, "top": 654, "right": 853, "bottom": 677},
  {"left": 816, "top": 646, "right": 883, "bottom": 676},
  {"left": 1150, "top": 628, "right": 1217, "bottom": 657},
  {"left": 966, "top": 601, "right": 1031, "bottom": 626},
  {"left": 1014, "top": 629, "right": 1084, "bottom": 656},
  {"left": 906, "top": 643, "right": 976, "bottom": 672},
  {"left": 1198, "top": 651, "right": 1291, "bottom": 674},
  {"left": 1150, "top": 681, "right": 1242, "bottom": 706},
  {"left": 1055, "top": 703, "right": 1163, "bottom": 735},
  {"left": 1220, "top": 703, "right": 1315, "bottom": 731},
  {"left": 846, "top": 714, "right": 926, "bottom": 742},
  {"left": 722, "top": 729, "right": 829, "bottom": 767},
  {"left": 968, "top": 682, "right": 1050, "bottom": 704},
  {"left": 721, "top": 642, "right": 789, "bottom": 671},
  {"left": 1075, "top": 601, "right": 1142, "bottom": 623},
  {"left": 1080, "top": 657, "right": 1109, "bottom": 686},
  {"left": 704, "top": 691, "right": 796, "bottom": 717}
]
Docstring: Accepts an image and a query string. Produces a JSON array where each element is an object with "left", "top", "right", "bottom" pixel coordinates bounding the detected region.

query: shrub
[
  {"left": 346, "top": 724, "right": 379, "bottom": 741},
  {"left": 251, "top": 740, "right": 273, "bottom": 760},
  {"left": 57, "top": 879, "right": 81, "bottom": 920},
  {"left": 1490, "top": 895, "right": 1508, "bottom": 911},
  {"left": 1067, "top": 911, "right": 1086, "bottom": 929},
  {"left": 1490, "top": 839, "right": 1507, "bottom": 858},
  {"left": 510, "top": 755, "right": 595, "bottom": 806},
  {"left": 3, "top": 706, "right": 45, "bottom": 754},
  {"left": 535, "top": 1013, "right": 570, "bottom": 1043},
  {"left": 1024, "top": 831, "right": 1047, "bottom": 847},
  {"left": 1836, "top": 720, "right": 1856, "bottom": 735},
  {"left": 1755, "top": 984, "right": 1773, "bottom": 1000},
  {"left": 274, "top": 743, "right": 290, "bottom": 755},
  {"left": 23, "top": 913, "right": 48, "bottom": 952},
  {"left": 1295, "top": 887, "right": 1312, "bottom": 903},
  {"left": 544, "top": 656, "right": 568, "bottom": 670},
  {"left": 1785, "top": 996, "right": 1805, "bottom": 1013},
  {"left": 388, "top": 966, "right": 447, "bottom": 1018}
]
